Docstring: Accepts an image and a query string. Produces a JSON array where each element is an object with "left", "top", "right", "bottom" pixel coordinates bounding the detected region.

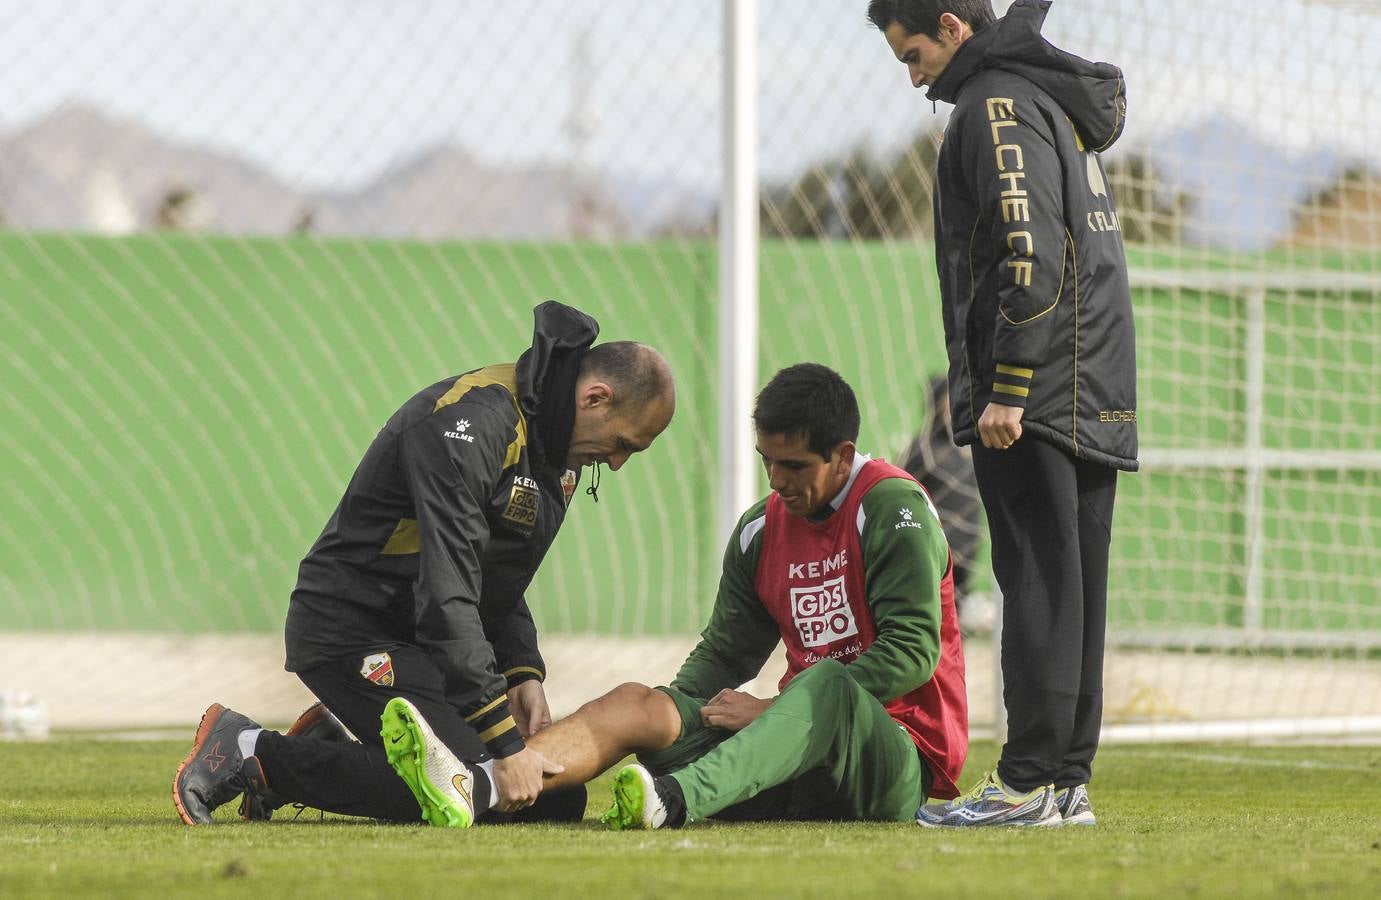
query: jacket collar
[
  {"left": 926, "top": 0, "right": 1127, "bottom": 152},
  {"left": 515, "top": 300, "right": 600, "bottom": 469},
  {"left": 926, "top": 19, "right": 998, "bottom": 105}
]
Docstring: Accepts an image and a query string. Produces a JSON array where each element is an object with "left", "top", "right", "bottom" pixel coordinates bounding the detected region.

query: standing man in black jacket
[
  {"left": 174, "top": 300, "right": 676, "bottom": 826},
  {"left": 868, "top": 0, "right": 1137, "bottom": 827}
]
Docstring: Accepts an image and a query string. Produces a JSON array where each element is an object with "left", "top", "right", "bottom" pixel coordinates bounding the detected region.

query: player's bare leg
[{"left": 528, "top": 683, "right": 681, "bottom": 790}]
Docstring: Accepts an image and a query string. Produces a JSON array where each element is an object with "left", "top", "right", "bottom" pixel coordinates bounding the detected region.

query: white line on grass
[{"left": 1116, "top": 748, "right": 1375, "bottom": 773}]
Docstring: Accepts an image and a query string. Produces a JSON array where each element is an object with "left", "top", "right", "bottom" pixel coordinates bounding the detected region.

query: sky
[{"left": 0, "top": 0, "right": 1377, "bottom": 194}]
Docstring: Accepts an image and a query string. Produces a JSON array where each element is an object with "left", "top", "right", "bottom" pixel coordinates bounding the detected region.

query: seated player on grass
[{"left": 378, "top": 362, "right": 969, "bottom": 829}]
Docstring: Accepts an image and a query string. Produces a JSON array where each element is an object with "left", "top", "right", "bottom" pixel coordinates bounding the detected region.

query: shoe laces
[
  {"left": 202, "top": 768, "right": 249, "bottom": 811},
  {"left": 287, "top": 803, "right": 326, "bottom": 823},
  {"left": 952, "top": 771, "right": 1003, "bottom": 805}
]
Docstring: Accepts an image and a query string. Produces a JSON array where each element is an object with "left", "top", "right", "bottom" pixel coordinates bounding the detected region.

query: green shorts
[{"left": 636, "top": 686, "right": 732, "bottom": 775}]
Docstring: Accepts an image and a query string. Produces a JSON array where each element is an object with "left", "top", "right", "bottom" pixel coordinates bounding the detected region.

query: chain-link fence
[{"left": 1, "top": 1, "right": 1378, "bottom": 736}]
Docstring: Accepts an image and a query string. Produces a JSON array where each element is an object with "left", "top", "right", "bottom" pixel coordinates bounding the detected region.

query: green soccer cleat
[
  {"left": 915, "top": 769, "right": 1060, "bottom": 828},
  {"left": 600, "top": 764, "right": 669, "bottom": 831},
  {"left": 1054, "top": 784, "right": 1096, "bottom": 826},
  {"left": 379, "top": 697, "right": 475, "bottom": 828}
]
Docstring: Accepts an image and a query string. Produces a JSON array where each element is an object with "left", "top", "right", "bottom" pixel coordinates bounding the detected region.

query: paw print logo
[
  {"left": 456, "top": 419, "right": 471, "bottom": 432},
  {"left": 900, "top": 508, "right": 914, "bottom": 521}
]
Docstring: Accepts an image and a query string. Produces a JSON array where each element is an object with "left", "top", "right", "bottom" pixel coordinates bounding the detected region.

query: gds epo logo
[{"left": 790, "top": 576, "right": 858, "bottom": 648}]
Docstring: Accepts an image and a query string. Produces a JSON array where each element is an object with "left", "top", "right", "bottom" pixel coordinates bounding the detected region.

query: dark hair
[
  {"left": 753, "top": 363, "right": 860, "bottom": 460},
  {"left": 580, "top": 341, "right": 672, "bottom": 409},
  {"left": 866, "top": 0, "right": 996, "bottom": 39}
]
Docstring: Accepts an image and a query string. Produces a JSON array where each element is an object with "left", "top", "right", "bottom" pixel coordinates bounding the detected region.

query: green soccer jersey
[{"left": 672, "top": 465, "right": 952, "bottom": 705}]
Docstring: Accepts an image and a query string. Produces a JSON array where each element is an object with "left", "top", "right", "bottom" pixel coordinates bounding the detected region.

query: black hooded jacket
[
  {"left": 928, "top": 0, "right": 1138, "bottom": 470},
  {"left": 285, "top": 301, "right": 598, "bottom": 758}
]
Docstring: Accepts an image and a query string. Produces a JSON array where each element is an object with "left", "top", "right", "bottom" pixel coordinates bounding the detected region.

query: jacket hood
[
  {"left": 516, "top": 300, "right": 600, "bottom": 466},
  {"left": 928, "top": 0, "right": 1126, "bottom": 151}
]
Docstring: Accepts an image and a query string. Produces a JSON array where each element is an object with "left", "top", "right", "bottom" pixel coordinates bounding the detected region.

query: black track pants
[
  {"left": 971, "top": 437, "right": 1118, "bottom": 792},
  {"left": 257, "top": 645, "right": 584, "bottom": 823}
]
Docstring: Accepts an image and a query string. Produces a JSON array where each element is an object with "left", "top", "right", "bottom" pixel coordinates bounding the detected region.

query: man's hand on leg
[
  {"left": 494, "top": 746, "right": 564, "bottom": 811},
  {"left": 701, "top": 689, "right": 772, "bottom": 731},
  {"left": 523, "top": 682, "right": 684, "bottom": 791}
]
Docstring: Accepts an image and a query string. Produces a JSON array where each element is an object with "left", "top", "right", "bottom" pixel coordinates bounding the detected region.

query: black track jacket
[
  {"left": 929, "top": 0, "right": 1138, "bottom": 470},
  {"left": 285, "top": 301, "right": 598, "bottom": 758}
]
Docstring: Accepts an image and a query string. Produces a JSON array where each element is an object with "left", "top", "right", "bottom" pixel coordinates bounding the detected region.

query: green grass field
[{"left": 2, "top": 738, "right": 1378, "bottom": 898}]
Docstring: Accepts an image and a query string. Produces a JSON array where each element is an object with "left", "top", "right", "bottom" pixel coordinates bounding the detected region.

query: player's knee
[
  {"left": 793, "top": 660, "right": 871, "bottom": 740},
  {"left": 623, "top": 684, "right": 680, "bottom": 748},
  {"left": 601, "top": 681, "right": 658, "bottom": 707},
  {"left": 798, "top": 657, "right": 848, "bottom": 683},
  {"left": 586, "top": 682, "right": 678, "bottom": 749},
  {"left": 576, "top": 681, "right": 645, "bottom": 719},
  {"left": 587, "top": 681, "right": 663, "bottom": 726},
  {"left": 789, "top": 658, "right": 856, "bottom": 705}
]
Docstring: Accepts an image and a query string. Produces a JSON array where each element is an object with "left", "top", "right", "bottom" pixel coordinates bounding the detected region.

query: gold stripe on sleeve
[
  {"left": 463, "top": 695, "right": 507, "bottom": 723},
  {"left": 478, "top": 716, "right": 517, "bottom": 744}
]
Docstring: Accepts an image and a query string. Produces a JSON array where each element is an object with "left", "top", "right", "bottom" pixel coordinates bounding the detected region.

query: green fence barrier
[{"left": 2, "top": 233, "right": 1377, "bottom": 638}]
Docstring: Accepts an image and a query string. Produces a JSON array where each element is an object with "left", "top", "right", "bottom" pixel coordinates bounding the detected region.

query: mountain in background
[
  {"left": 0, "top": 104, "right": 657, "bottom": 239},
  {"left": 0, "top": 105, "right": 304, "bottom": 234},
  {"left": 0, "top": 103, "right": 1368, "bottom": 250},
  {"left": 308, "top": 145, "right": 629, "bottom": 240}
]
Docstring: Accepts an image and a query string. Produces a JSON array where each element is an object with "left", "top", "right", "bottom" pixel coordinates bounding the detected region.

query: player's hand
[
  {"left": 977, "top": 402, "right": 1024, "bottom": 450},
  {"left": 700, "top": 689, "right": 771, "bottom": 731},
  {"left": 507, "top": 679, "right": 552, "bottom": 738},
  {"left": 493, "top": 747, "right": 564, "bottom": 811}
]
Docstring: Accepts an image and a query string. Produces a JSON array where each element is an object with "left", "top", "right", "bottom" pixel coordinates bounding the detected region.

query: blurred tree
[
  {"left": 293, "top": 206, "right": 317, "bottom": 235},
  {"left": 761, "top": 161, "right": 838, "bottom": 238},
  {"left": 1284, "top": 165, "right": 1381, "bottom": 249},
  {"left": 760, "top": 137, "right": 1195, "bottom": 246},
  {"left": 1103, "top": 153, "right": 1189, "bottom": 245},
  {"left": 844, "top": 131, "right": 940, "bottom": 238},
  {"left": 761, "top": 128, "right": 942, "bottom": 240},
  {"left": 154, "top": 184, "right": 202, "bottom": 232}
]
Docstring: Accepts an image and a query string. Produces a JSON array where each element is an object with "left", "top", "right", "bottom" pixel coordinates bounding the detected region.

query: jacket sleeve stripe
[
  {"left": 432, "top": 364, "right": 528, "bottom": 470},
  {"left": 463, "top": 694, "right": 507, "bottom": 722},
  {"left": 478, "top": 716, "right": 517, "bottom": 744}
]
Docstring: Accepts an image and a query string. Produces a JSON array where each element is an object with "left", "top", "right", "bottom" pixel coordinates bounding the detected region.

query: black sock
[
  {"left": 469, "top": 763, "right": 492, "bottom": 814},
  {"left": 653, "top": 775, "right": 688, "bottom": 828}
]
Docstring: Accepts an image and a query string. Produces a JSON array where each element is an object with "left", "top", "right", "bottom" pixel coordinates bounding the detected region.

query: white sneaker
[
  {"left": 916, "top": 770, "right": 1060, "bottom": 828},
  {"left": 1055, "top": 784, "right": 1096, "bottom": 826},
  {"left": 379, "top": 697, "right": 475, "bottom": 828}
]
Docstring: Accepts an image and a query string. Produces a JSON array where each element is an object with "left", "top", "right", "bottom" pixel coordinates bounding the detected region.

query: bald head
[
  {"left": 566, "top": 342, "right": 675, "bottom": 471},
  {"left": 579, "top": 341, "right": 675, "bottom": 411}
]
